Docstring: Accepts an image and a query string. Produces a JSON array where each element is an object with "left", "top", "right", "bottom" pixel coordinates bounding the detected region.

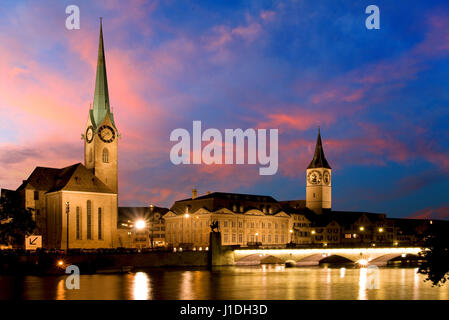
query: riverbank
[{"left": 0, "top": 251, "right": 209, "bottom": 275}]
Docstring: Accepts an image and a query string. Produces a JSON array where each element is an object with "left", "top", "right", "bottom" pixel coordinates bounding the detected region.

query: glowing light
[
  {"left": 289, "top": 229, "right": 293, "bottom": 233},
  {"left": 357, "top": 259, "right": 369, "bottom": 267},
  {"left": 57, "top": 260, "right": 64, "bottom": 267},
  {"left": 394, "top": 242, "right": 398, "bottom": 246},
  {"left": 359, "top": 226, "right": 365, "bottom": 231},
  {"left": 323, "top": 243, "right": 328, "bottom": 247},
  {"left": 340, "top": 267, "right": 346, "bottom": 278},
  {"left": 378, "top": 228, "right": 383, "bottom": 232},
  {"left": 311, "top": 230, "right": 316, "bottom": 235},
  {"left": 135, "top": 220, "right": 146, "bottom": 230},
  {"left": 372, "top": 243, "right": 376, "bottom": 247},
  {"left": 401, "top": 253, "right": 406, "bottom": 258},
  {"left": 184, "top": 213, "right": 190, "bottom": 218}
]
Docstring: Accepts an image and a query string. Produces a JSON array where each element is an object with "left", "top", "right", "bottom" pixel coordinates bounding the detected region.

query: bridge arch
[
  {"left": 235, "top": 253, "right": 285, "bottom": 265},
  {"left": 369, "top": 253, "right": 420, "bottom": 266},
  {"left": 232, "top": 248, "right": 421, "bottom": 266}
]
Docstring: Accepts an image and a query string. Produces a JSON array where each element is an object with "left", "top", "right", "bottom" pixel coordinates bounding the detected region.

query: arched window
[{"left": 102, "top": 148, "right": 109, "bottom": 163}]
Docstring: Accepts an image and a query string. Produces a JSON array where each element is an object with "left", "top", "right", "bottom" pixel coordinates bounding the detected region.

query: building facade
[{"left": 164, "top": 192, "right": 291, "bottom": 249}]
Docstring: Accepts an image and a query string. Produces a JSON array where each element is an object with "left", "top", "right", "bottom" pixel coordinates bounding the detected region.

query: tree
[
  {"left": 0, "top": 194, "right": 36, "bottom": 247},
  {"left": 418, "top": 222, "right": 449, "bottom": 286}
]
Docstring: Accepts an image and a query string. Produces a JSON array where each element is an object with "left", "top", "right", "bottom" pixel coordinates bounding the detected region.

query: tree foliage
[
  {"left": 0, "top": 195, "right": 36, "bottom": 246},
  {"left": 418, "top": 222, "right": 449, "bottom": 286}
]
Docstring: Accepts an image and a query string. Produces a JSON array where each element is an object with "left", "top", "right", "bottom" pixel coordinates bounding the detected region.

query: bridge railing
[{"left": 227, "top": 241, "right": 421, "bottom": 250}]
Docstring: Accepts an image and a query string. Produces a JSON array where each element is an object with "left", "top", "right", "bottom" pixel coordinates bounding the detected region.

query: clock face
[
  {"left": 307, "top": 170, "right": 322, "bottom": 185},
  {"left": 98, "top": 125, "right": 115, "bottom": 143},
  {"left": 85, "top": 126, "right": 94, "bottom": 143},
  {"left": 323, "top": 170, "right": 331, "bottom": 185}
]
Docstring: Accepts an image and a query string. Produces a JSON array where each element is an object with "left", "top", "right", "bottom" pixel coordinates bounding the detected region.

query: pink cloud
[
  {"left": 409, "top": 205, "right": 449, "bottom": 220},
  {"left": 260, "top": 10, "right": 276, "bottom": 22}
]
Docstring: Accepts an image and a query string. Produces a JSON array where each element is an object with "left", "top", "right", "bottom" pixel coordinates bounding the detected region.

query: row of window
[
  {"left": 223, "top": 234, "right": 285, "bottom": 244},
  {"left": 75, "top": 200, "right": 103, "bottom": 241}
]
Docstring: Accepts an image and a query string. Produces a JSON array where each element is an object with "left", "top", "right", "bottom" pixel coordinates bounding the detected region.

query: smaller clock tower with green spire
[
  {"left": 84, "top": 19, "right": 118, "bottom": 194},
  {"left": 306, "top": 129, "right": 332, "bottom": 214}
]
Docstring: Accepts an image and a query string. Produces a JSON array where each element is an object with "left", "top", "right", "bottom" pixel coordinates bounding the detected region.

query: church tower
[
  {"left": 306, "top": 129, "right": 331, "bottom": 214},
  {"left": 84, "top": 20, "right": 118, "bottom": 194}
]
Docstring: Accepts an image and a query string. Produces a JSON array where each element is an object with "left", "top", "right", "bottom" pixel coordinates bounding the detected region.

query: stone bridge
[{"left": 231, "top": 247, "right": 422, "bottom": 267}]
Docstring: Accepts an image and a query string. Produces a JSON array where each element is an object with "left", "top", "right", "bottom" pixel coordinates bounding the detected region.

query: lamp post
[
  {"left": 289, "top": 229, "right": 294, "bottom": 244},
  {"left": 65, "top": 201, "right": 69, "bottom": 252},
  {"left": 150, "top": 205, "right": 154, "bottom": 249}
]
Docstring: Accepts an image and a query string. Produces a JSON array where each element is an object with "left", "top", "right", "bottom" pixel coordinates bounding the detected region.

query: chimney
[{"left": 192, "top": 188, "right": 198, "bottom": 199}]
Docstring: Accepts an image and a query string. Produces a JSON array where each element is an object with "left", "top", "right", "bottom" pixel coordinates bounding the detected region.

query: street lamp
[
  {"left": 255, "top": 232, "right": 259, "bottom": 244},
  {"left": 289, "top": 229, "right": 293, "bottom": 244},
  {"left": 65, "top": 201, "right": 69, "bottom": 252},
  {"left": 135, "top": 220, "right": 146, "bottom": 230},
  {"left": 150, "top": 204, "right": 154, "bottom": 249}
]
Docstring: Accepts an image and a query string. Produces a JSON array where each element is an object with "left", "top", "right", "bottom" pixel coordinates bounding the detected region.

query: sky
[{"left": 1, "top": 0, "right": 449, "bottom": 219}]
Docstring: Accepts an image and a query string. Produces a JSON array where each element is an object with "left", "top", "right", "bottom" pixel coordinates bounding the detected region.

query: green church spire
[{"left": 91, "top": 18, "right": 115, "bottom": 128}]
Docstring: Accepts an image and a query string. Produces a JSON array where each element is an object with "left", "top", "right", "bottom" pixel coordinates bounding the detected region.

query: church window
[
  {"left": 87, "top": 200, "right": 92, "bottom": 240},
  {"left": 102, "top": 148, "right": 109, "bottom": 163},
  {"left": 98, "top": 207, "right": 103, "bottom": 240},
  {"left": 76, "top": 207, "right": 81, "bottom": 240}
]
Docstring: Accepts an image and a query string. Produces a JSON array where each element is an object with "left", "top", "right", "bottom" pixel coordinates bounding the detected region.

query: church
[{"left": 2, "top": 22, "right": 118, "bottom": 249}]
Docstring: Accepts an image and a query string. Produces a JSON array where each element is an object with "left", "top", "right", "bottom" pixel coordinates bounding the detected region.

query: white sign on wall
[{"left": 25, "top": 235, "right": 42, "bottom": 250}]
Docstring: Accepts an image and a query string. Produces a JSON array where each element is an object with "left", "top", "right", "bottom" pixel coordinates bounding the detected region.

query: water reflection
[
  {"left": 358, "top": 268, "right": 367, "bottom": 300},
  {"left": 133, "top": 272, "right": 150, "bottom": 300},
  {"left": 1, "top": 266, "right": 448, "bottom": 300}
]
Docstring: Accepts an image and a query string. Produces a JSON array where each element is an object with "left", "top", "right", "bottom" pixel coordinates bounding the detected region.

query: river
[{"left": 0, "top": 265, "right": 447, "bottom": 300}]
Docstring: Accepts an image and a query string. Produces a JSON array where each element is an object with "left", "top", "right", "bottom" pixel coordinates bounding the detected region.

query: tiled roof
[{"left": 17, "top": 163, "right": 113, "bottom": 194}]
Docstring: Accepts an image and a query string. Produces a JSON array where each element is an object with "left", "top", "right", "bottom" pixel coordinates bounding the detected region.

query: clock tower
[
  {"left": 306, "top": 129, "right": 331, "bottom": 214},
  {"left": 84, "top": 20, "right": 118, "bottom": 194}
]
